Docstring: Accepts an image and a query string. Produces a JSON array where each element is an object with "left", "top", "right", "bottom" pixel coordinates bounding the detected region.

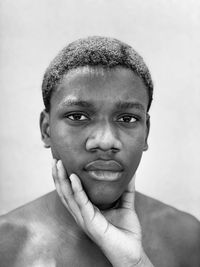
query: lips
[
  {"left": 84, "top": 160, "right": 123, "bottom": 181},
  {"left": 84, "top": 160, "right": 123, "bottom": 172}
]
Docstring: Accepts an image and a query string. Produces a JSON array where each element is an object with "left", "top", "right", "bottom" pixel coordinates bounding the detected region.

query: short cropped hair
[{"left": 42, "top": 36, "right": 153, "bottom": 112}]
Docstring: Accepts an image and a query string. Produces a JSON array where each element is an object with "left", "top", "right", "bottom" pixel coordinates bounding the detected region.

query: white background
[{"left": 0, "top": 0, "right": 199, "bottom": 219}]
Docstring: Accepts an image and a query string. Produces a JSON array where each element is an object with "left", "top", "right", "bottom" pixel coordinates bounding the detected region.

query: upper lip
[{"left": 84, "top": 160, "right": 123, "bottom": 172}]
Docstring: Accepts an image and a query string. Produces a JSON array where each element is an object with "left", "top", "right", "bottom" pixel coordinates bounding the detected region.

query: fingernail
[
  {"left": 57, "top": 160, "right": 62, "bottom": 169},
  {"left": 69, "top": 174, "right": 81, "bottom": 190},
  {"left": 69, "top": 174, "right": 76, "bottom": 187},
  {"left": 69, "top": 174, "right": 73, "bottom": 183}
]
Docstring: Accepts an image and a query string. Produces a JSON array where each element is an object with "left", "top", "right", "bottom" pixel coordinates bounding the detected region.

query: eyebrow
[
  {"left": 60, "top": 99, "right": 145, "bottom": 112},
  {"left": 60, "top": 99, "right": 94, "bottom": 109},
  {"left": 115, "top": 101, "right": 145, "bottom": 112}
]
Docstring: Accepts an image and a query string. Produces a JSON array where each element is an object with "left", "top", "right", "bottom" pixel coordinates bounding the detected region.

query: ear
[
  {"left": 143, "top": 113, "right": 150, "bottom": 151},
  {"left": 40, "top": 110, "right": 51, "bottom": 148}
]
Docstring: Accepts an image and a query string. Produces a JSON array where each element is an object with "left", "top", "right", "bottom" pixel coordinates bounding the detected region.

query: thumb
[{"left": 119, "top": 175, "right": 136, "bottom": 210}]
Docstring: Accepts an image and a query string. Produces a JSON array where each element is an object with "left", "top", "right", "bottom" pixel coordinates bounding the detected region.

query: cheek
[
  {"left": 50, "top": 126, "right": 84, "bottom": 172},
  {"left": 124, "top": 134, "right": 146, "bottom": 172}
]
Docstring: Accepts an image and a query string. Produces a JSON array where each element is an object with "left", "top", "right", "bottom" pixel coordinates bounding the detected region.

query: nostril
[
  {"left": 85, "top": 125, "right": 122, "bottom": 152},
  {"left": 111, "top": 147, "right": 120, "bottom": 153},
  {"left": 88, "top": 147, "right": 98, "bottom": 153},
  {"left": 86, "top": 146, "right": 120, "bottom": 154},
  {"left": 86, "top": 136, "right": 122, "bottom": 152}
]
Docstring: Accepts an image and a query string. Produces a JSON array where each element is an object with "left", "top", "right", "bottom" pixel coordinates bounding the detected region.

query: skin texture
[
  {"left": 42, "top": 67, "right": 150, "bottom": 209},
  {"left": 52, "top": 159, "right": 152, "bottom": 266},
  {"left": 43, "top": 66, "right": 153, "bottom": 266},
  {"left": 0, "top": 67, "right": 200, "bottom": 266},
  {"left": 0, "top": 191, "right": 200, "bottom": 267}
]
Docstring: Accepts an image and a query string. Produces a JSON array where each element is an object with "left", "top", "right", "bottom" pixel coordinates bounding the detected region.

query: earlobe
[
  {"left": 40, "top": 110, "right": 51, "bottom": 148},
  {"left": 143, "top": 143, "right": 149, "bottom": 151},
  {"left": 143, "top": 113, "right": 150, "bottom": 152}
]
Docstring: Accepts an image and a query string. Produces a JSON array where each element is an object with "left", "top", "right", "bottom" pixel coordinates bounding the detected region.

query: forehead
[{"left": 51, "top": 66, "right": 148, "bottom": 110}]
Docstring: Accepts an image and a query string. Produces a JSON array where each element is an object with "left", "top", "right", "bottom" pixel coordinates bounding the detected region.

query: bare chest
[
  {"left": 3, "top": 221, "right": 183, "bottom": 267},
  {"left": 12, "top": 230, "right": 112, "bottom": 267},
  {"left": 12, "top": 233, "right": 181, "bottom": 267}
]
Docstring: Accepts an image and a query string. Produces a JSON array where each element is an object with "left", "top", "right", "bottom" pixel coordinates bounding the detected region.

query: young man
[{"left": 0, "top": 36, "right": 199, "bottom": 267}]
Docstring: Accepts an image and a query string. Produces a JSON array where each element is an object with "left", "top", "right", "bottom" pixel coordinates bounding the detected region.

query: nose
[{"left": 85, "top": 121, "right": 122, "bottom": 153}]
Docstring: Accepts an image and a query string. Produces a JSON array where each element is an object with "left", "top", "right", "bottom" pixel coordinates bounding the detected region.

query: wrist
[
  {"left": 115, "top": 249, "right": 154, "bottom": 267},
  {"left": 131, "top": 250, "right": 154, "bottom": 267}
]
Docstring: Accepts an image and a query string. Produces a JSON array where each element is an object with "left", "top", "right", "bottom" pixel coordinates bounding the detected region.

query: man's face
[{"left": 44, "top": 66, "right": 149, "bottom": 208}]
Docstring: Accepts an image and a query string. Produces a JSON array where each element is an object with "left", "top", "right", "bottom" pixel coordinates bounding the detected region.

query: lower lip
[{"left": 86, "top": 170, "right": 122, "bottom": 181}]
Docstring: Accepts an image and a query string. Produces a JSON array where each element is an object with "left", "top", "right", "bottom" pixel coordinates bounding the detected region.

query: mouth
[
  {"left": 84, "top": 160, "right": 123, "bottom": 181},
  {"left": 87, "top": 170, "right": 122, "bottom": 181}
]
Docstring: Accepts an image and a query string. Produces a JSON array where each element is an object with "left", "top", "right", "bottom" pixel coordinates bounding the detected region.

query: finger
[
  {"left": 53, "top": 160, "right": 83, "bottom": 226},
  {"left": 52, "top": 159, "right": 72, "bottom": 211},
  {"left": 69, "top": 173, "right": 95, "bottom": 220},
  {"left": 119, "top": 175, "right": 135, "bottom": 210},
  {"left": 56, "top": 160, "right": 74, "bottom": 204},
  {"left": 52, "top": 159, "right": 63, "bottom": 197},
  {"left": 56, "top": 161, "right": 84, "bottom": 225},
  {"left": 69, "top": 174, "right": 109, "bottom": 237}
]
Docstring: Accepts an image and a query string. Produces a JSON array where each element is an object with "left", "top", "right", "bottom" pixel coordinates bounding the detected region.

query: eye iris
[
  {"left": 73, "top": 114, "right": 82, "bottom": 120},
  {"left": 123, "top": 116, "right": 132, "bottom": 122}
]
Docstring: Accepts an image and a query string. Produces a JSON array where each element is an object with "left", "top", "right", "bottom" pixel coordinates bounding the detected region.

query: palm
[
  {"left": 103, "top": 207, "right": 141, "bottom": 238},
  {"left": 53, "top": 160, "right": 144, "bottom": 267},
  {"left": 84, "top": 194, "right": 142, "bottom": 267}
]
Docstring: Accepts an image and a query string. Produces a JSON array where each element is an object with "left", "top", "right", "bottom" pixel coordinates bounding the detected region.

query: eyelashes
[
  {"left": 65, "top": 112, "right": 140, "bottom": 126},
  {"left": 117, "top": 115, "right": 137, "bottom": 123},
  {"left": 67, "top": 113, "right": 89, "bottom": 121}
]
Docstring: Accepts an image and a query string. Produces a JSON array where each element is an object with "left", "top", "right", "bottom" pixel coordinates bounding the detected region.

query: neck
[{"left": 44, "top": 191, "right": 83, "bottom": 237}]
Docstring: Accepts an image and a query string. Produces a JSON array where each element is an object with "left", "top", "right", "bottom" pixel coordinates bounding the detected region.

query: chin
[
  {"left": 84, "top": 181, "right": 122, "bottom": 210},
  {"left": 90, "top": 196, "right": 119, "bottom": 210}
]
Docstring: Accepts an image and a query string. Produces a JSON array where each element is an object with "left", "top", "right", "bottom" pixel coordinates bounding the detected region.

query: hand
[{"left": 52, "top": 159, "right": 154, "bottom": 267}]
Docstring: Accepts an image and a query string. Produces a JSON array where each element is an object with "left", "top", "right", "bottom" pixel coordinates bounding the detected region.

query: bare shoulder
[
  {"left": 0, "top": 209, "right": 30, "bottom": 267},
  {"left": 0, "top": 192, "right": 56, "bottom": 267},
  {"left": 136, "top": 192, "right": 200, "bottom": 266}
]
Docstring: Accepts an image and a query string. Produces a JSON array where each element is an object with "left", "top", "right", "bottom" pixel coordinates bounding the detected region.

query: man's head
[
  {"left": 40, "top": 36, "right": 153, "bottom": 209},
  {"left": 42, "top": 36, "right": 153, "bottom": 113}
]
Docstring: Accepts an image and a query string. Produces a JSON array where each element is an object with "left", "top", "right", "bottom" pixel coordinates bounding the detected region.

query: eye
[
  {"left": 67, "top": 113, "right": 89, "bottom": 121},
  {"left": 117, "top": 115, "right": 137, "bottom": 123}
]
